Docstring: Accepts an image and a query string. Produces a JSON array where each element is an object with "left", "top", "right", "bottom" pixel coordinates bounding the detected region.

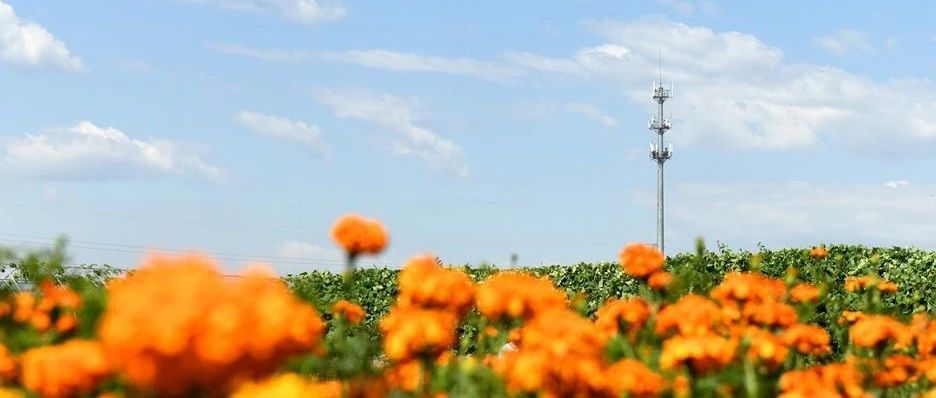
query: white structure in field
[{"left": 648, "top": 68, "right": 673, "bottom": 254}]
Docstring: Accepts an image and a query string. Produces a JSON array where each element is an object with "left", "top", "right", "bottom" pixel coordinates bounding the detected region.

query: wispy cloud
[
  {"left": 314, "top": 89, "right": 469, "bottom": 177},
  {"left": 884, "top": 180, "right": 909, "bottom": 189},
  {"left": 1, "top": 121, "right": 220, "bottom": 180},
  {"left": 182, "top": 0, "right": 345, "bottom": 25},
  {"left": 563, "top": 102, "right": 619, "bottom": 128},
  {"left": 0, "top": 0, "right": 83, "bottom": 71},
  {"left": 322, "top": 49, "right": 521, "bottom": 82},
  {"left": 508, "top": 20, "right": 936, "bottom": 153},
  {"left": 658, "top": 181, "right": 936, "bottom": 247},
  {"left": 235, "top": 111, "right": 329, "bottom": 154},
  {"left": 213, "top": 45, "right": 521, "bottom": 82},
  {"left": 814, "top": 29, "right": 875, "bottom": 56}
]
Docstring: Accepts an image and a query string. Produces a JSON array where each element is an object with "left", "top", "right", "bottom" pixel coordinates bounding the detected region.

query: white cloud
[
  {"left": 184, "top": 0, "right": 345, "bottom": 25},
  {"left": 210, "top": 43, "right": 310, "bottom": 63},
  {"left": 1, "top": 121, "right": 220, "bottom": 180},
  {"left": 0, "top": 0, "right": 83, "bottom": 71},
  {"left": 653, "top": 181, "right": 936, "bottom": 248},
  {"left": 563, "top": 102, "right": 619, "bottom": 127},
  {"left": 235, "top": 111, "right": 329, "bottom": 154},
  {"left": 507, "top": 19, "right": 936, "bottom": 153},
  {"left": 315, "top": 89, "right": 469, "bottom": 177},
  {"left": 323, "top": 49, "right": 521, "bottom": 82},
  {"left": 884, "top": 180, "right": 909, "bottom": 189},
  {"left": 814, "top": 30, "right": 875, "bottom": 56},
  {"left": 213, "top": 45, "right": 521, "bottom": 82}
]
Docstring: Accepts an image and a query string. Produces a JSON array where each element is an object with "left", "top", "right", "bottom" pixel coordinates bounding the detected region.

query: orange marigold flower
[
  {"left": 494, "top": 310, "right": 608, "bottom": 396},
  {"left": 380, "top": 307, "right": 456, "bottom": 362},
  {"left": 877, "top": 281, "right": 898, "bottom": 294},
  {"left": 809, "top": 246, "right": 828, "bottom": 259},
  {"left": 873, "top": 355, "right": 915, "bottom": 388},
  {"left": 839, "top": 310, "right": 866, "bottom": 325},
  {"left": 602, "top": 359, "right": 666, "bottom": 398},
  {"left": 914, "top": 313, "right": 936, "bottom": 358},
  {"left": 520, "top": 310, "right": 607, "bottom": 357},
  {"left": 332, "top": 300, "right": 366, "bottom": 325},
  {"left": 778, "top": 362, "right": 865, "bottom": 398},
  {"left": 39, "top": 280, "right": 82, "bottom": 309},
  {"left": 331, "top": 214, "right": 388, "bottom": 256},
  {"left": 710, "top": 272, "right": 786, "bottom": 304},
  {"left": 656, "top": 294, "right": 723, "bottom": 336},
  {"left": 741, "top": 327, "right": 788, "bottom": 368},
  {"left": 0, "top": 345, "right": 15, "bottom": 383},
  {"left": 231, "top": 373, "right": 342, "bottom": 398},
  {"left": 55, "top": 314, "right": 78, "bottom": 333},
  {"left": 790, "top": 283, "right": 820, "bottom": 303},
  {"left": 98, "top": 255, "right": 326, "bottom": 396},
  {"left": 659, "top": 334, "right": 738, "bottom": 373},
  {"left": 20, "top": 340, "right": 110, "bottom": 398},
  {"left": 396, "top": 255, "right": 475, "bottom": 317},
  {"left": 919, "top": 358, "right": 936, "bottom": 383},
  {"left": 742, "top": 301, "right": 798, "bottom": 328},
  {"left": 476, "top": 272, "right": 565, "bottom": 320},
  {"left": 647, "top": 271, "right": 673, "bottom": 290},
  {"left": 844, "top": 276, "right": 877, "bottom": 292},
  {"left": 594, "top": 298, "right": 650, "bottom": 339},
  {"left": 30, "top": 312, "right": 51, "bottom": 332},
  {"left": 783, "top": 324, "right": 831, "bottom": 355},
  {"left": 849, "top": 315, "right": 913, "bottom": 350},
  {"left": 618, "top": 243, "right": 665, "bottom": 279},
  {"left": 12, "top": 292, "right": 35, "bottom": 323},
  {"left": 384, "top": 360, "right": 423, "bottom": 392}
]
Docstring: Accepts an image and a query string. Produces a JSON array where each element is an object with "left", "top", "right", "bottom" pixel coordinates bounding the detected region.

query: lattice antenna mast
[{"left": 648, "top": 52, "right": 673, "bottom": 254}]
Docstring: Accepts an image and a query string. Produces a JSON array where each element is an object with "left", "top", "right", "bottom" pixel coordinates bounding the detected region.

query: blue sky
[{"left": 1, "top": 0, "right": 934, "bottom": 274}]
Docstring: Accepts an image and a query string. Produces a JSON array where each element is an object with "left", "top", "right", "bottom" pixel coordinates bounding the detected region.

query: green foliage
[{"left": 285, "top": 243, "right": 936, "bottom": 344}]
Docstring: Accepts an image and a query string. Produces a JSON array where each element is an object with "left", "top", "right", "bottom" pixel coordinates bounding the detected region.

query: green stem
[{"left": 744, "top": 358, "right": 759, "bottom": 398}]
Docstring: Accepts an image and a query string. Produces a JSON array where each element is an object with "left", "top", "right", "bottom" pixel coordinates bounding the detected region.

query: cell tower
[{"left": 648, "top": 56, "right": 673, "bottom": 254}]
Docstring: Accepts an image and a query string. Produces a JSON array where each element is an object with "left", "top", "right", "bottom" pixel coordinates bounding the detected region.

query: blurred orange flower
[
  {"left": 476, "top": 272, "right": 565, "bottom": 320},
  {"left": 839, "top": 310, "right": 866, "bottom": 325},
  {"left": 20, "top": 340, "right": 110, "bottom": 398},
  {"left": 618, "top": 243, "right": 665, "bottom": 279},
  {"left": 648, "top": 271, "right": 673, "bottom": 290},
  {"left": 878, "top": 281, "right": 898, "bottom": 294},
  {"left": 739, "top": 327, "right": 788, "bottom": 368},
  {"left": 98, "top": 255, "right": 326, "bottom": 395},
  {"left": 602, "top": 359, "right": 666, "bottom": 397},
  {"left": 230, "top": 373, "right": 342, "bottom": 398},
  {"left": 782, "top": 324, "right": 831, "bottom": 355},
  {"left": 809, "top": 246, "right": 828, "bottom": 259},
  {"left": 742, "top": 301, "right": 798, "bottom": 329},
  {"left": 0, "top": 345, "right": 15, "bottom": 383},
  {"left": 331, "top": 214, "right": 388, "bottom": 256},
  {"left": 397, "top": 255, "right": 475, "bottom": 317},
  {"left": 779, "top": 362, "right": 865, "bottom": 398},
  {"left": 659, "top": 334, "right": 737, "bottom": 373},
  {"left": 380, "top": 307, "right": 456, "bottom": 362},
  {"left": 656, "top": 294, "right": 723, "bottom": 336},
  {"left": 850, "top": 315, "right": 913, "bottom": 350},
  {"left": 332, "top": 300, "right": 366, "bottom": 325},
  {"left": 873, "top": 355, "right": 915, "bottom": 388},
  {"left": 495, "top": 310, "right": 608, "bottom": 396},
  {"left": 594, "top": 298, "right": 650, "bottom": 339},
  {"left": 844, "top": 276, "right": 877, "bottom": 292},
  {"left": 710, "top": 272, "right": 785, "bottom": 304},
  {"left": 790, "top": 283, "right": 820, "bottom": 303}
]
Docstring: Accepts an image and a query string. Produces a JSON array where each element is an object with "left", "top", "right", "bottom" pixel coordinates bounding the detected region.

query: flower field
[{"left": 2, "top": 216, "right": 936, "bottom": 397}]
